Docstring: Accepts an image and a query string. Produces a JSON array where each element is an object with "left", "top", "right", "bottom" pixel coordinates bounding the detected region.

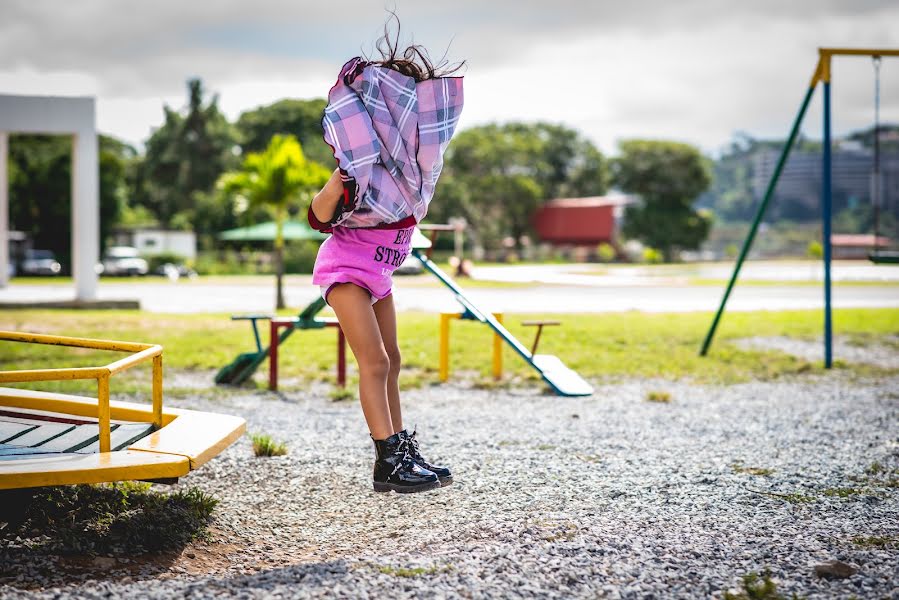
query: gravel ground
[
  {"left": 2, "top": 372, "right": 898, "bottom": 599},
  {"left": 735, "top": 336, "right": 899, "bottom": 370}
]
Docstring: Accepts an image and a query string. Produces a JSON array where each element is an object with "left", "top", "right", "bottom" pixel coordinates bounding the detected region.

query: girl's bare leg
[
  {"left": 327, "top": 283, "right": 393, "bottom": 440},
  {"left": 373, "top": 294, "right": 403, "bottom": 433}
]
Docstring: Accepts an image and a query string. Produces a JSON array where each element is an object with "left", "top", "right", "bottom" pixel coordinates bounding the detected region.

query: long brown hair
[{"left": 368, "top": 13, "right": 465, "bottom": 82}]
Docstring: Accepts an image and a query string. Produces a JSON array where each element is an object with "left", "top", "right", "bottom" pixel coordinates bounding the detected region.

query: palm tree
[{"left": 219, "top": 134, "right": 330, "bottom": 309}]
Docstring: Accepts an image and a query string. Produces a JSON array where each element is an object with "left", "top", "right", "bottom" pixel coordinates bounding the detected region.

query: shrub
[
  {"left": 0, "top": 482, "right": 218, "bottom": 556},
  {"left": 596, "top": 242, "right": 616, "bottom": 262},
  {"left": 642, "top": 247, "right": 664, "bottom": 264},
  {"left": 283, "top": 241, "right": 321, "bottom": 274},
  {"left": 144, "top": 251, "right": 188, "bottom": 273}
]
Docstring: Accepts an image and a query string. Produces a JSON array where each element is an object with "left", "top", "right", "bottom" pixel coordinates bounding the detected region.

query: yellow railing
[{"left": 0, "top": 331, "right": 163, "bottom": 453}]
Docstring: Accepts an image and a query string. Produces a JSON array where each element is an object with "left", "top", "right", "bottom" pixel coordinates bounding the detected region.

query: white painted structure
[
  {"left": 0, "top": 94, "right": 98, "bottom": 300},
  {"left": 130, "top": 230, "right": 197, "bottom": 260}
]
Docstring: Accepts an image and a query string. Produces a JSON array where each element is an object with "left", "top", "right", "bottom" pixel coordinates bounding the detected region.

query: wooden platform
[{"left": 0, "top": 388, "right": 245, "bottom": 489}]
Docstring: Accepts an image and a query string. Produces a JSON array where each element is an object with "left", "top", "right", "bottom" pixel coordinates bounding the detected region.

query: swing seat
[{"left": 868, "top": 251, "right": 899, "bottom": 265}]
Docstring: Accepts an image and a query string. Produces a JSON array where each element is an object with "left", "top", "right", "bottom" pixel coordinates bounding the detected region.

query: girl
[{"left": 308, "top": 28, "right": 464, "bottom": 494}]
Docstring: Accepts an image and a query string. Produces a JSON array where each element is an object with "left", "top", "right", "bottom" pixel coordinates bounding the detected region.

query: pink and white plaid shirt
[{"left": 321, "top": 57, "right": 464, "bottom": 229}]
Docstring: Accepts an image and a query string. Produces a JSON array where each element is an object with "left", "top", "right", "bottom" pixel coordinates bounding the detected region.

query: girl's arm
[{"left": 310, "top": 169, "right": 343, "bottom": 224}]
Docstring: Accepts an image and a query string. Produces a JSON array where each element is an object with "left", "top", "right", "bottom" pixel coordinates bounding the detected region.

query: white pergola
[{"left": 0, "top": 94, "right": 99, "bottom": 300}]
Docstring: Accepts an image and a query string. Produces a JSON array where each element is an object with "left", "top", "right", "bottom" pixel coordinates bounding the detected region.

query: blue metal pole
[{"left": 822, "top": 81, "right": 833, "bottom": 368}]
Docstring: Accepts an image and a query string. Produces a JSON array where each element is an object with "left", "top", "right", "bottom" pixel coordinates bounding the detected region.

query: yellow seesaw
[{"left": 0, "top": 331, "right": 244, "bottom": 490}]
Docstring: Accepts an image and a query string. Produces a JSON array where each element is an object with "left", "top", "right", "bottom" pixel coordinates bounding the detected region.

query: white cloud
[{"left": 1, "top": 0, "right": 897, "bottom": 154}]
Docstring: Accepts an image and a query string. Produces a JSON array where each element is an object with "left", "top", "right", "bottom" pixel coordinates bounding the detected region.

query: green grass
[
  {"left": 851, "top": 535, "right": 897, "bottom": 548},
  {"left": 249, "top": 432, "right": 288, "bottom": 457},
  {"left": 328, "top": 387, "right": 356, "bottom": 402},
  {"left": 0, "top": 482, "right": 218, "bottom": 556},
  {"left": 1, "top": 307, "right": 896, "bottom": 396},
  {"left": 822, "top": 487, "right": 865, "bottom": 498},
  {"left": 723, "top": 570, "right": 799, "bottom": 600},
  {"left": 646, "top": 390, "right": 672, "bottom": 403}
]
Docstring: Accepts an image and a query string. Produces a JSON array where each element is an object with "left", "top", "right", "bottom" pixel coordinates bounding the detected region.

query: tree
[
  {"left": 439, "top": 122, "right": 609, "bottom": 249},
  {"left": 613, "top": 140, "right": 713, "bottom": 262},
  {"left": 218, "top": 134, "right": 330, "bottom": 309},
  {"left": 8, "top": 134, "right": 131, "bottom": 270},
  {"left": 236, "top": 99, "right": 333, "bottom": 166},
  {"left": 137, "top": 78, "right": 238, "bottom": 228}
]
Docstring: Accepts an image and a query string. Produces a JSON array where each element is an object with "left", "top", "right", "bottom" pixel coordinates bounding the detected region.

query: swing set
[{"left": 701, "top": 48, "right": 899, "bottom": 368}]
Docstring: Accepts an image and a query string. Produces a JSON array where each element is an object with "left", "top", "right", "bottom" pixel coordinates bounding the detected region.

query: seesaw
[
  {"left": 0, "top": 331, "right": 244, "bottom": 490},
  {"left": 217, "top": 228, "right": 592, "bottom": 397},
  {"left": 410, "top": 230, "right": 593, "bottom": 397}
]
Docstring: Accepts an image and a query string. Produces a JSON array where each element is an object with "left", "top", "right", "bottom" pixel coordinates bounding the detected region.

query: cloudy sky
[{"left": 1, "top": 0, "right": 897, "bottom": 155}]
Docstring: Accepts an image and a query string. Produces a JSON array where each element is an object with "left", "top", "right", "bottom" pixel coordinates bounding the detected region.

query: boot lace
[
  {"left": 391, "top": 437, "right": 417, "bottom": 476},
  {"left": 404, "top": 429, "right": 424, "bottom": 462}
]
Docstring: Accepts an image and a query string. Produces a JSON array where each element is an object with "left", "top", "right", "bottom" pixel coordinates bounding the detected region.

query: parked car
[
  {"left": 20, "top": 249, "right": 62, "bottom": 276},
  {"left": 101, "top": 246, "right": 149, "bottom": 276}
]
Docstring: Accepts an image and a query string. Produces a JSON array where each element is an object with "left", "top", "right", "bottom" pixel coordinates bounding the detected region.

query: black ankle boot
[
  {"left": 401, "top": 429, "right": 453, "bottom": 487},
  {"left": 372, "top": 432, "right": 441, "bottom": 493}
]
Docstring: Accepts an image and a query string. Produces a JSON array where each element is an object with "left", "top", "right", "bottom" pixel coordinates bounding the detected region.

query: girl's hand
[{"left": 311, "top": 169, "right": 344, "bottom": 223}]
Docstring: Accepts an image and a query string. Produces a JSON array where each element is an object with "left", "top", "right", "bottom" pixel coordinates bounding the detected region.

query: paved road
[{"left": 1, "top": 277, "right": 896, "bottom": 314}]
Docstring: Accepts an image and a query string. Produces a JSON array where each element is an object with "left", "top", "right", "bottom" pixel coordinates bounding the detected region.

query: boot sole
[{"left": 373, "top": 480, "right": 441, "bottom": 494}]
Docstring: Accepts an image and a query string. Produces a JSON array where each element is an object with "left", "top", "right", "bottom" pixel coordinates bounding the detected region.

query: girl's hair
[{"left": 369, "top": 13, "right": 464, "bottom": 82}]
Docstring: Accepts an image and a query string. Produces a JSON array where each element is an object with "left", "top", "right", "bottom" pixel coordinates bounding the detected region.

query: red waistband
[{"left": 308, "top": 206, "right": 417, "bottom": 234}]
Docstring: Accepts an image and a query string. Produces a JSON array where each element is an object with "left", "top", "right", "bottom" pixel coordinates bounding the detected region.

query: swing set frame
[{"left": 700, "top": 48, "right": 899, "bottom": 368}]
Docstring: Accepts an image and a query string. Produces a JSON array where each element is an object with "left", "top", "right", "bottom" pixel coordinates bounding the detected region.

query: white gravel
[{"left": 2, "top": 372, "right": 898, "bottom": 599}]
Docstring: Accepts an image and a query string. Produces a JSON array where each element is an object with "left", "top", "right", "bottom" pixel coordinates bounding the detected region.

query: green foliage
[
  {"left": 723, "top": 570, "right": 797, "bottom": 600},
  {"left": 596, "top": 242, "right": 616, "bottom": 262},
  {"left": 851, "top": 535, "right": 897, "bottom": 548},
  {"left": 136, "top": 79, "right": 239, "bottom": 228},
  {"left": 250, "top": 432, "right": 288, "bottom": 457},
  {"left": 0, "top": 483, "right": 218, "bottom": 555},
  {"left": 282, "top": 240, "right": 320, "bottom": 274},
  {"left": 218, "top": 134, "right": 330, "bottom": 306},
  {"left": 642, "top": 247, "right": 664, "bottom": 264},
  {"left": 645, "top": 390, "right": 671, "bottom": 403},
  {"left": 806, "top": 241, "right": 823, "bottom": 260},
  {"left": 236, "top": 98, "right": 332, "bottom": 166},
  {"left": 437, "top": 122, "right": 609, "bottom": 249},
  {"left": 7, "top": 134, "right": 133, "bottom": 270},
  {"left": 614, "top": 139, "right": 713, "bottom": 261},
  {"left": 328, "top": 387, "right": 356, "bottom": 402},
  {"left": 193, "top": 250, "right": 265, "bottom": 275},
  {"left": 144, "top": 251, "right": 188, "bottom": 273}
]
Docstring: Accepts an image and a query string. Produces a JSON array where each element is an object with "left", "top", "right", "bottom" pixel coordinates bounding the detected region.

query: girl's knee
[
  {"left": 360, "top": 350, "right": 391, "bottom": 379},
  {"left": 386, "top": 349, "right": 402, "bottom": 377}
]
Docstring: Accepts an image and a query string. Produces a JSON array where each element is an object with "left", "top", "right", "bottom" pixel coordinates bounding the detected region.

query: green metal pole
[
  {"left": 700, "top": 83, "right": 817, "bottom": 356},
  {"left": 822, "top": 81, "right": 833, "bottom": 368}
]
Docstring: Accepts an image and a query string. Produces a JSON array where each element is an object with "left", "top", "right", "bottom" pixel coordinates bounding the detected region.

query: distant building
[
  {"left": 751, "top": 147, "right": 899, "bottom": 215},
  {"left": 533, "top": 196, "right": 634, "bottom": 257},
  {"left": 831, "top": 233, "right": 893, "bottom": 260},
  {"left": 110, "top": 228, "right": 196, "bottom": 259}
]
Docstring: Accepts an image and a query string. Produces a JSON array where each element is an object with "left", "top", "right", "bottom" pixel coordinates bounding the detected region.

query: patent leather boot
[
  {"left": 372, "top": 432, "right": 441, "bottom": 494},
  {"left": 401, "top": 429, "right": 453, "bottom": 487}
]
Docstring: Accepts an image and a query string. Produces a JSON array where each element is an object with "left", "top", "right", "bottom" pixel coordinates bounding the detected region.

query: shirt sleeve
[{"left": 307, "top": 205, "right": 332, "bottom": 233}]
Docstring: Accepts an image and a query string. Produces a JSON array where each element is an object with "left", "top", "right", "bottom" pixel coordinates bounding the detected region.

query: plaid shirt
[{"left": 321, "top": 57, "right": 464, "bottom": 229}]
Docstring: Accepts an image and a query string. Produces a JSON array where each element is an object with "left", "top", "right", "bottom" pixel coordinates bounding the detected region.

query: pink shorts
[{"left": 312, "top": 225, "right": 414, "bottom": 306}]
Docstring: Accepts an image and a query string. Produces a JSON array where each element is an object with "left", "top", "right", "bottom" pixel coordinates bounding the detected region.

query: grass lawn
[{"left": 0, "top": 308, "right": 896, "bottom": 397}]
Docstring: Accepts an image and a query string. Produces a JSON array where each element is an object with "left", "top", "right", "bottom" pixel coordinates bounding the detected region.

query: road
[{"left": 1, "top": 261, "right": 896, "bottom": 314}]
